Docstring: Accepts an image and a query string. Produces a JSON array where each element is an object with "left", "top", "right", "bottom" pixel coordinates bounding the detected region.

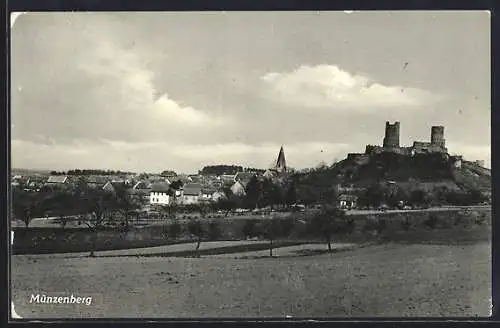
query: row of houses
[
  {"left": 148, "top": 182, "right": 227, "bottom": 206},
  {"left": 11, "top": 171, "right": 276, "bottom": 207}
]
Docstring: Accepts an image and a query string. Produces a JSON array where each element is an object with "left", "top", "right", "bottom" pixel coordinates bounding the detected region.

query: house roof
[
  {"left": 338, "top": 194, "right": 358, "bottom": 201},
  {"left": 201, "top": 187, "right": 217, "bottom": 195},
  {"left": 87, "top": 176, "right": 109, "bottom": 184},
  {"left": 128, "top": 188, "right": 151, "bottom": 196},
  {"left": 183, "top": 183, "right": 202, "bottom": 196},
  {"left": 28, "top": 175, "right": 47, "bottom": 183},
  {"left": 151, "top": 182, "right": 170, "bottom": 192},
  {"left": 47, "top": 175, "right": 68, "bottom": 183},
  {"left": 235, "top": 172, "right": 256, "bottom": 183},
  {"left": 133, "top": 181, "right": 152, "bottom": 190}
]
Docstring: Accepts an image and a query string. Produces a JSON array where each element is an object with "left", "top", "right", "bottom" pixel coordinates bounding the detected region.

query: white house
[
  {"left": 337, "top": 194, "right": 358, "bottom": 209},
  {"left": 149, "top": 182, "right": 171, "bottom": 206}
]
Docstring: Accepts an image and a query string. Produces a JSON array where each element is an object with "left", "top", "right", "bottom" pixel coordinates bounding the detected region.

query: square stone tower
[
  {"left": 383, "top": 121, "right": 400, "bottom": 148},
  {"left": 431, "top": 126, "right": 445, "bottom": 148}
]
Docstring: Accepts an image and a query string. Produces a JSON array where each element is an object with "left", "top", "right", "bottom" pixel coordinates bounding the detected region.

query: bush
[
  {"left": 242, "top": 220, "right": 259, "bottom": 239},
  {"left": 207, "top": 221, "right": 222, "bottom": 241},
  {"left": 279, "top": 218, "right": 295, "bottom": 238},
  {"left": 168, "top": 222, "right": 182, "bottom": 240},
  {"left": 401, "top": 216, "right": 412, "bottom": 231},
  {"left": 475, "top": 213, "right": 487, "bottom": 226},
  {"left": 423, "top": 214, "right": 438, "bottom": 229},
  {"left": 343, "top": 217, "right": 356, "bottom": 234},
  {"left": 376, "top": 219, "right": 387, "bottom": 234}
]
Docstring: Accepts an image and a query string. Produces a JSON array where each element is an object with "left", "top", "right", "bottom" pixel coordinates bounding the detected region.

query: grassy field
[{"left": 11, "top": 241, "right": 491, "bottom": 318}]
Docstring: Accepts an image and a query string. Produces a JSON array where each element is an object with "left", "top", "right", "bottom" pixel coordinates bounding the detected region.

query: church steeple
[{"left": 276, "top": 146, "right": 286, "bottom": 173}]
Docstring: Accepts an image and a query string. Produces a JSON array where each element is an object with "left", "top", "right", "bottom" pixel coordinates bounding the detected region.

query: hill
[{"left": 293, "top": 152, "right": 491, "bottom": 202}]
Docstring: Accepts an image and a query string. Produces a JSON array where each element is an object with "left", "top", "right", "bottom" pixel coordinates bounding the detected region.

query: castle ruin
[{"left": 347, "top": 121, "right": 448, "bottom": 164}]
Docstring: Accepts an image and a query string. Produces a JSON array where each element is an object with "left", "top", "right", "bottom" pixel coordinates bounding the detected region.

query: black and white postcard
[{"left": 9, "top": 11, "right": 491, "bottom": 319}]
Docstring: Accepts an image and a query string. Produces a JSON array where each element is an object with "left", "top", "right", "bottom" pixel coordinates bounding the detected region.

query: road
[{"left": 346, "top": 205, "right": 491, "bottom": 216}]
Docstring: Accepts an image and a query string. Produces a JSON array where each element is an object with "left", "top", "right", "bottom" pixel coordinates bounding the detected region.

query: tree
[
  {"left": 259, "top": 218, "right": 284, "bottom": 257},
  {"left": 215, "top": 190, "right": 242, "bottom": 217},
  {"left": 207, "top": 220, "right": 222, "bottom": 241},
  {"left": 244, "top": 176, "right": 262, "bottom": 209},
  {"left": 11, "top": 189, "right": 47, "bottom": 227},
  {"left": 170, "top": 180, "right": 184, "bottom": 190},
  {"left": 242, "top": 220, "right": 259, "bottom": 239},
  {"left": 285, "top": 182, "right": 298, "bottom": 207},
  {"left": 409, "top": 189, "right": 431, "bottom": 207},
  {"left": 111, "top": 186, "right": 140, "bottom": 230},
  {"left": 80, "top": 189, "right": 117, "bottom": 257},
  {"left": 279, "top": 217, "right": 295, "bottom": 239},
  {"left": 358, "top": 184, "right": 386, "bottom": 208},
  {"left": 167, "top": 222, "right": 182, "bottom": 240},
  {"left": 187, "top": 219, "right": 205, "bottom": 256},
  {"left": 308, "top": 204, "right": 343, "bottom": 253},
  {"left": 386, "top": 186, "right": 409, "bottom": 208}
]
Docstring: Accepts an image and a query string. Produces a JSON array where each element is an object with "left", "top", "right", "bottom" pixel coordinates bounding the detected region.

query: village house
[
  {"left": 210, "top": 179, "right": 223, "bottom": 189},
  {"left": 211, "top": 190, "right": 226, "bottom": 202},
  {"left": 86, "top": 176, "right": 110, "bottom": 189},
  {"left": 181, "top": 183, "right": 202, "bottom": 205},
  {"left": 46, "top": 175, "right": 69, "bottom": 186},
  {"left": 200, "top": 188, "right": 214, "bottom": 203},
  {"left": 219, "top": 174, "right": 237, "bottom": 187},
  {"left": 11, "top": 175, "right": 24, "bottom": 188},
  {"left": 102, "top": 181, "right": 116, "bottom": 193},
  {"left": 337, "top": 194, "right": 358, "bottom": 210},
  {"left": 25, "top": 175, "right": 47, "bottom": 191},
  {"left": 129, "top": 181, "right": 152, "bottom": 203},
  {"left": 230, "top": 181, "right": 246, "bottom": 196},
  {"left": 149, "top": 182, "right": 171, "bottom": 206},
  {"left": 234, "top": 172, "right": 256, "bottom": 187}
]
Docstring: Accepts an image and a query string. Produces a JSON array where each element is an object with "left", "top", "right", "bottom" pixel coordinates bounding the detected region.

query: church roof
[{"left": 276, "top": 146, "right": 287, "bottom": 171}]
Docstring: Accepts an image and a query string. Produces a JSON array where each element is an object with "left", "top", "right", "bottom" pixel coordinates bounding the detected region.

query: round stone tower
[
  {"left": 383, "top": 121, "right": 400, "bottom": 148},
  {"left": 431, "top": 126, "right": 445, "bottom": 148}
]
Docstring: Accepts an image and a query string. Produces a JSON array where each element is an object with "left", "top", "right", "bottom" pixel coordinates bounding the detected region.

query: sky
[{"left": 10, "top": 11, "right": 491, "bottom": 174}]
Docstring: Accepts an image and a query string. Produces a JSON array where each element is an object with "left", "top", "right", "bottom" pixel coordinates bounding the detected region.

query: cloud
[
  {"left": 261, "top": 64, "right": 437, "bottom": 110},
  {"left": 11, "top": 17, "right": 228, "bottom": 145},
  {"left": 11, "top": 139, "right": 351, "bottom": 173}
]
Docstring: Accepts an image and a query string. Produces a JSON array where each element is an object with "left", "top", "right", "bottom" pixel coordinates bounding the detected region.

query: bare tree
[
  {"left": 260, "top": 217, "right": 284, "bottom": 257},
  {"left": 12, "top": 189, "right": 46, "bottom": 228},
  {"left": 81, "top": 189, "right": 115, "bottom": 257},
  {"left": 187, "top": 219, "right": 205, "bottom": 257}
]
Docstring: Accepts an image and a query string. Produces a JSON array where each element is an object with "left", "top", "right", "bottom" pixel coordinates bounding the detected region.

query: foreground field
[{"left": 11, "top": 242, "right": 491, "bottom": 318}]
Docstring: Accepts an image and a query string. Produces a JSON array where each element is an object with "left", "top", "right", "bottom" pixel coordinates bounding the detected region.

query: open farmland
[{"left": 11, "top": 241, "right": 490, "bottom": 318}]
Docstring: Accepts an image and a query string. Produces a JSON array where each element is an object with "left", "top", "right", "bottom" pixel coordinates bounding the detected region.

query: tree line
[
  {"left": 199, "top": 165, "right": 265, "bottom": 176},
  {"left": 50, "top": 169, "right": 135, "bottom": 176}
]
